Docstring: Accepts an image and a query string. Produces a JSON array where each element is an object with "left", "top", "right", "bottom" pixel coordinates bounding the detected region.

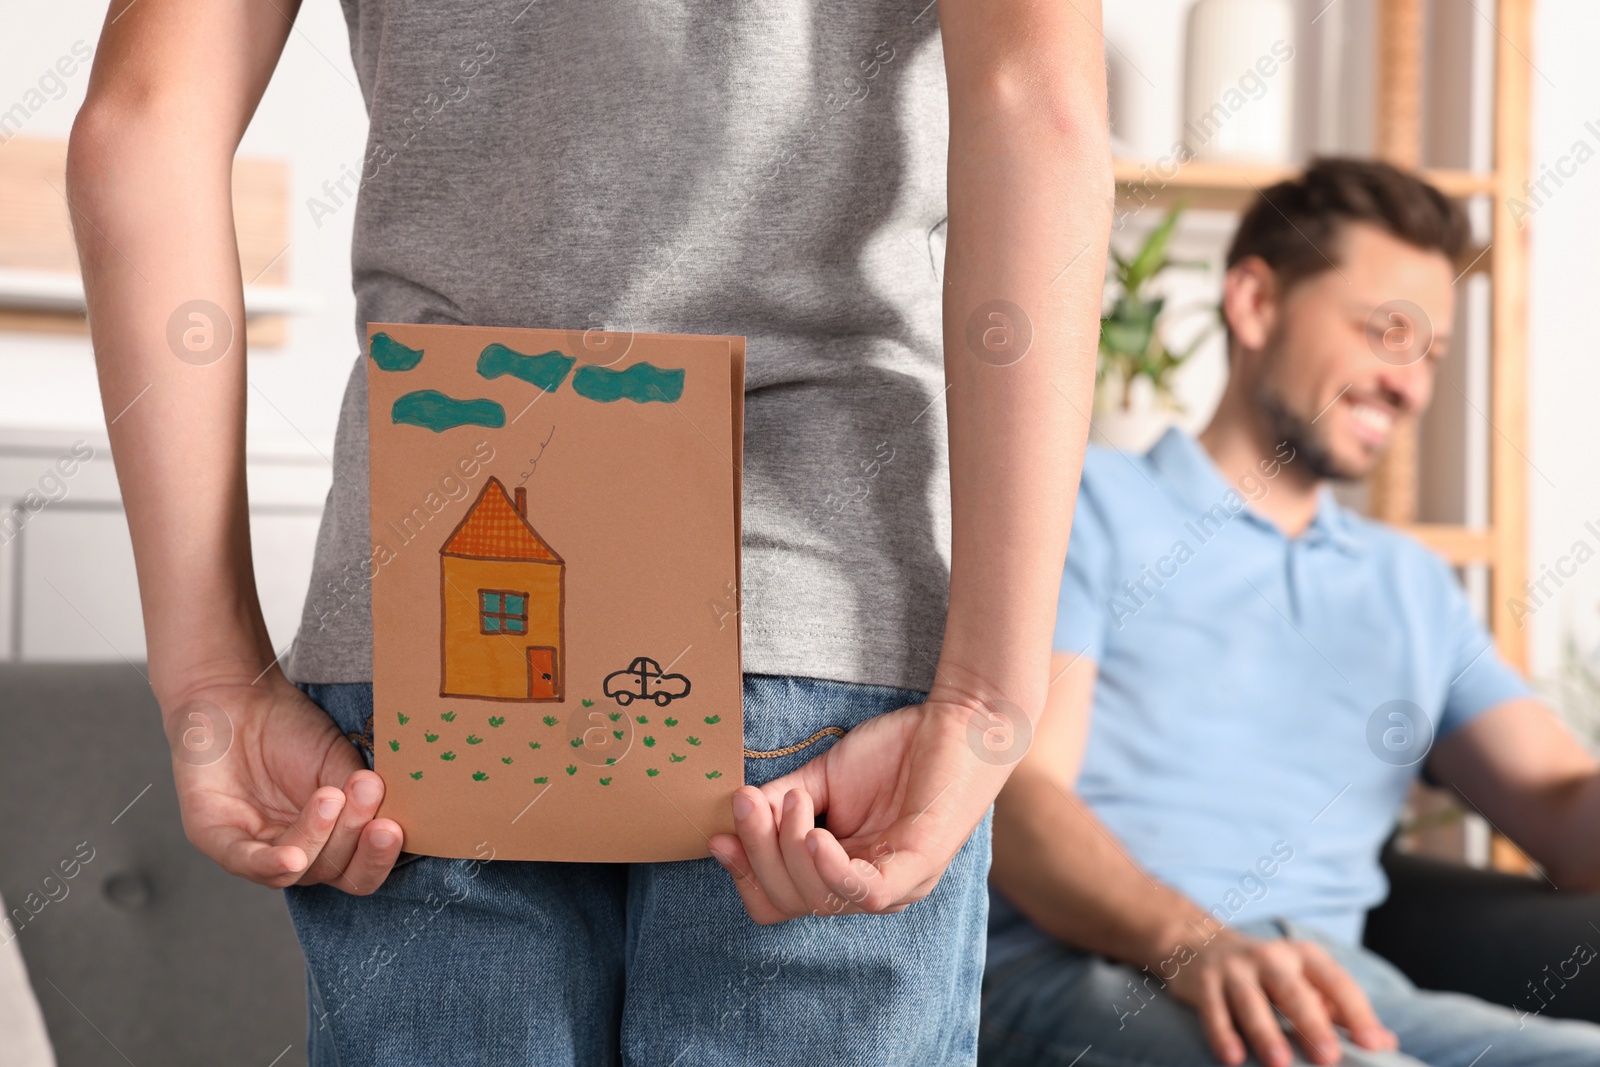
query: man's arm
[
  {"left": 992, "top": 653, "right": 1397, "bottom": 1067},
  {"left": 1427, "top": 697, "right": 1600, "bottom": 888},
  {"left": 68, "top": 0, "right": 400, "bottom": 890},
  {"left": 711, "top": 0, "right": 1112, "bottom": 919}
]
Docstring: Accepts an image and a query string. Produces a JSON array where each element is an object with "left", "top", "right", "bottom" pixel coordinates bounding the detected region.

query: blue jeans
[
  {"left": 978, "top": 918, "right": 1600, "bottom": 1066},
  {"left": 285, "top": 675, "right": 992, "bottom": 1065}
]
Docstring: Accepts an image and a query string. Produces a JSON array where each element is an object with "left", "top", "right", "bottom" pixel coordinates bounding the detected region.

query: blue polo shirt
[{"left": 988, "top": 428, "right": 1532, "bottom": 967}]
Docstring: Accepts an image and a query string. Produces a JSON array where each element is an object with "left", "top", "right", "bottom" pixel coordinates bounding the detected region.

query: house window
[{"left": 479, "top": 590, "right": 528, "bottom": 635}]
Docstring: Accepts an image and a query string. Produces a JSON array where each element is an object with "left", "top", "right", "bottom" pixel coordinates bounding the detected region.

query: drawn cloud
[
  {"left": 477, "top": 343, "right": 576, "bottom": 392},
  {"left": 572, "top": 362, "right": 685, "bottom": 404},
  {"left": 392, "top": 390, "right": 507, "bottom": 432},
  {"left": 369, "top": 332, "right": 424, "bottom": 371}
]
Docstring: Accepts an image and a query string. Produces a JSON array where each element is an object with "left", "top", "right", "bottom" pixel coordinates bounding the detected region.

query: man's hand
[
  {"left": 707, "top": 698, "right": 1002, "bottom": 924},
  {"left": 166, "top": 676, "right": 404, "bottom": 894},
  {"left": 1162, "top": 927, "right": 1397, "bottom": 1067}
]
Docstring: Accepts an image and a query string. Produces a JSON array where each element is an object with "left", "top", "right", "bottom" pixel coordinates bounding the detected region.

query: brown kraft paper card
[{"left": 365, "top": 323, "right": 745, "bottom": 862}]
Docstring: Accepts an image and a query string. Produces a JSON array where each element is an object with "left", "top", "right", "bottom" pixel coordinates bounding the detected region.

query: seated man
[{"left": 981, "top": 158, "right": 1600, "bottom": 1067}]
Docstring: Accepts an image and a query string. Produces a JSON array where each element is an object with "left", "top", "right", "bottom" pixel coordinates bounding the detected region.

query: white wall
[
  {"left": 1524, "top": 0, "right": 1600, "bottom": 723},
  {"left": 0, "top": 1, "right": 371, "bottom": 659}
]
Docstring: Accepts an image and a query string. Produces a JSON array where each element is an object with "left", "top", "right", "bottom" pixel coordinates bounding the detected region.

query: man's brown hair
[{"left": 1225, "top": 156, "right": 1470, "bottom": 294}]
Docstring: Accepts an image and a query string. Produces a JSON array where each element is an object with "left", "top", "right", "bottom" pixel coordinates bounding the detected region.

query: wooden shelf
[
  {"left": 0, "top": 137, "right": 296, "bottom": 346},
  {"left": 1395, "top": 523, "right": 1493, "bottom": 566},
  {"left": 1112, "top": 158, "right": 1498, "bottom": 212}
]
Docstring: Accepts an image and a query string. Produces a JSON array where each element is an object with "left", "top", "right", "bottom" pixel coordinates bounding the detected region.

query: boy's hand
[
  {"left": 708, "top": 697, "right": 1002, "bottom": 923},
  {"left": 1163, "top": 928, "right": 1397, "bottom": 1067},
  {"left": 164, "top": 677, "right": 404, "bottom": 894}
]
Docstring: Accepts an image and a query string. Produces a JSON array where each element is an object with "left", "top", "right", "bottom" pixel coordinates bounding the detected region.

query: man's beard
[{"left": 1254, "top": 380, "right": 1367, "bottom": 482}]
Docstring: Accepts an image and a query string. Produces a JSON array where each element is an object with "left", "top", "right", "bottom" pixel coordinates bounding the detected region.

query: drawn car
[{"left": 603, "top": 657, "right": 692, "bottom": 707}]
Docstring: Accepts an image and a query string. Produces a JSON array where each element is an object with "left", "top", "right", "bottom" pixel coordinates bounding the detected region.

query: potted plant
[{"left": 1094, "top": 203, "right": 1216, "bottom": 451}]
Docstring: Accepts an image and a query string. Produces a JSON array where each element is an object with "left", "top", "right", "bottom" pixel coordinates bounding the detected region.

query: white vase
[{"left": 1182, "top": 0, "right": 1297, "bottom": 163}]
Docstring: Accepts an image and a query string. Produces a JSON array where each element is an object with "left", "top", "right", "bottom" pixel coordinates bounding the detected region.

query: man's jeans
[
  {"left": 285, "top": 675, "right": 991, "bottom": 1066},
  {"left": 979, "top": 918, "right": 1600, "bottom": 1066}
]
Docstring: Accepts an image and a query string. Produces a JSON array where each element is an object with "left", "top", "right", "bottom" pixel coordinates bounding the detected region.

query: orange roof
[{"left": 441, "top": 477, "right": 562, "bottom": 562}]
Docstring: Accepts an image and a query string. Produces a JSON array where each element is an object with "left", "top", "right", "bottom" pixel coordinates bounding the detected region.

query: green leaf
[
  {"left": 686, "top": 736, "right": 701, "bottom": 746},
  {"left": 472, "top": 771, "right": 488, "bottom": 781},
  {"left": 501, "top": 756, "right": 513, "bottom": 765},
  {"left": 599, "top": 777, "right": 612, "bottom": 786},
  {"left": 441, "top": 751, "right": 456, "bottom": 761},
  {"left": 440, "top": 710, "right": 457, "bottom": 722},
  {"left": 466, "top": 734, "right": 483, "bottom": 745},
  {"left": 534, "top": 776, "right": 549, "bottom": 784},
  {"left": 669, "top": 753, "right": 686, "bottom": 763},
  {"left": 397, "top": 712, "right": 410, "bottom": 725},
  {"left": 646, "top": 768, "right": 660, "bottom": 777},
  {"left": 664, "top": 717, "right": 678, "bottom": 727},
  {"left": 388, "top": 739, "right": 400, "bottom": 752},
  {"left": 543, "top": 715, "right": 559, "bottom": 726},
  {"left": 581, "top": 699, "right": 595, "bottom": 707},
  {"left": 570, "top": 737, "right": 584, "bottom": 748},
  {"left": 643, "top": 737, "right": 656, "bottom": 748},
  {"left": 488, "top": 716, "right": 505, "bottom": 728},
  {"left": 705, "top": 771, "right": 723, "bottom": 780},
  {"left": 608, "top": 711, "right": 621, "bottom": 722},
  {"left": 424, "top": 731, "right": 439, "bottom": 743},
  {"left": 636, "top": 715, "right": 649, "bottom": 724},
  {"left": 409, "top": 770, "right": 423, "bottom": 780},
  {"left": 703, "top": 715, "right": 721, "bottom": 725},
  {"left": 612, "top": 730, "right": 623, "bottom": 740},
  {"left": 605, "top": 757, "right": 617, "bottom": 765},
  {"left": 565, "top": 765, "right": 578, "bottom": 776},
  {"left": 528, "top": 741, "right": 542, "bottom": 750}
]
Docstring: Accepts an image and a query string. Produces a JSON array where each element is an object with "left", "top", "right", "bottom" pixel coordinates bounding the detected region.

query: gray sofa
[{"left": 0, "top": 664, "right": 306, "bottom": 1067}]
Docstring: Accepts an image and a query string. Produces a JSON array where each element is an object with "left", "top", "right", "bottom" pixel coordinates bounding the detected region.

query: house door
[{"left": 527, "top": 647, "right": 558, "bottom": 700}]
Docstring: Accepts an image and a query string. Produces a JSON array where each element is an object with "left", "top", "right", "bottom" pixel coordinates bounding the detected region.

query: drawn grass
[
  {"left": 704, "top": 715, "right": 721, "bottom": 725},
  {"left": 398, "top": 712, "right": 410, "bottom": 725},
  {"left": 441, "top": 751, "right": 457, "bottom": 761},
  {"left": 543, "top": 715, "right": 559, "bottom": 726},
  {"left": 466, "top": 734, "right": 483, "bottom": 745},
  {"left": 472, "top": 771, "right": 488, "bottom": 781},
  {"left": 388, "top": 739, "right": 400, "bottom": 752},
  {"left": 409, "top": 771, "right": 423, "bottom": 780},
  {"left": 440, "top": 710, "right": 457, "bottom": 722},
  {"left": 488, "top": 715, "right": 505, "bottom": 728},
  {"left": 424, "top": 732, "right": 439, "bottom": 743}
]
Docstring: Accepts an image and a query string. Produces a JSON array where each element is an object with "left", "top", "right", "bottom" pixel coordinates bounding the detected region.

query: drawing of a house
[{"left": 439, "top": 476, "right": 565, "bottom": 702}]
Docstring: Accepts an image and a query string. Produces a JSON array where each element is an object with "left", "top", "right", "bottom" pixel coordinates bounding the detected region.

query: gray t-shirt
[{"left": 286, "top": 0, "right": 954, "bottom": 693}]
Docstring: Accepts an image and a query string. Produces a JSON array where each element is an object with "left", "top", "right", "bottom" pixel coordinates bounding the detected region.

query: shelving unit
[{"left": 1110, "top": 1, "right": 1535, "bottom": 871}]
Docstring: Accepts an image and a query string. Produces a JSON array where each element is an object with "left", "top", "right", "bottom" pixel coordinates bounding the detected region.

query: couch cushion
[{"left": 0, "top": 664, "right": 306, "bottom": 1066}]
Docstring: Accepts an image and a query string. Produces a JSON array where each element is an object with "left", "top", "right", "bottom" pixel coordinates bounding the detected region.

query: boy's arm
[
  {"left": 992, "top": 655, "right": 1396, "bottom": 1067},
  {"left": 69, "top": 0, "right": 400, "bottom": 891},
  {"left": 712, "top": 0, "right": 1109, "bottom": 914}
]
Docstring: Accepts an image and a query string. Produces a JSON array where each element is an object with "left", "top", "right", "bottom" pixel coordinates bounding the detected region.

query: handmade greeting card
[{"left": 366, "top": 323, "right": 745, "bottom": 862}]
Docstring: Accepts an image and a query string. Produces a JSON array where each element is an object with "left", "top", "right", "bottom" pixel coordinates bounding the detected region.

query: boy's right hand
[{"left": 163, "top": 677, "right": 404, "bottom": 894}]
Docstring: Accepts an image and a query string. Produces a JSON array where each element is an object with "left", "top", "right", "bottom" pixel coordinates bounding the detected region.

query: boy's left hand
[{"left": 707, "top": 698, "right": 1008, "bottom": 923}]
